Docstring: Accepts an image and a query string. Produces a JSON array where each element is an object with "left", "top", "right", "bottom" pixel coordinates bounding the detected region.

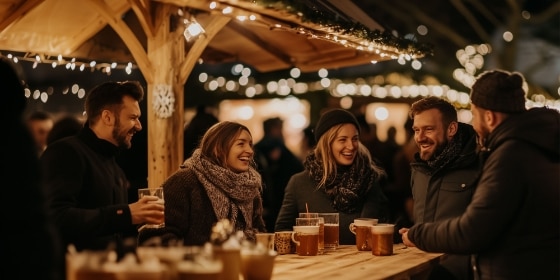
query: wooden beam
[
  {"left": 0, "top": 0, "right": 46, "bottom": 31},
  {"left": 63, "top": 1, "right": 131, "bottom": 59},
  {"left": 227, "top": 20, "right": 293, "bottom": 66},
  {"left": 373, "top": 0, "right": 469, "bottom": 48},
  {"left": 529, "top": 1, "right": 560, "bottom": 24},
  {"left": 179, "top": 14, "right": 231, "bottom": 84},
  {"left": 83, "top": 0, "right": 153, "bottom": 83},
  {"left": 127, "top": 0, "right": 156, "bottom": 38},
  {"left": 451, "top": 0, "right": 491, "bottom": 43}
]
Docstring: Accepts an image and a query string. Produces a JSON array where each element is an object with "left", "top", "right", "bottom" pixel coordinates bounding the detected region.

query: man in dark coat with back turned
[{"left": 401, "top": 70, "right": 560, "bottom": 280}]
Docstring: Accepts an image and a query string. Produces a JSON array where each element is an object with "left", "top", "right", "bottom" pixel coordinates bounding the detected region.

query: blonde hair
[{"left": 313, "top": 123, "right": 385, "bottom": 188}]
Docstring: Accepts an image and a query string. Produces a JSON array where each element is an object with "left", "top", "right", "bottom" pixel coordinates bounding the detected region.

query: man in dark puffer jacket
[{"left": 408, "top": 97, "right": 480, "bottom": 280}]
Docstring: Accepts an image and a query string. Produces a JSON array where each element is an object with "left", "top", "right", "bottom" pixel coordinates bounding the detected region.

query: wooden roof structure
[{"left": 0, "top": 0, "right": 430, "bottom": 187}]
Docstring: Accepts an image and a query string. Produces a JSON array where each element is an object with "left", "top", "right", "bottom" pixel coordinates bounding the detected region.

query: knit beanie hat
[
  {"left": 470, "top": 70, "right": 527, "bottom": 113},
  {"left": 314, "top": 109, "right": 360, "bottom": 142}
]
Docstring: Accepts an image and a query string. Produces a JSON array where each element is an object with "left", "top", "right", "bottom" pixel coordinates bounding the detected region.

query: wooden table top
[{"left": 271, "top": 244, "right": 444, "bottom": 280}]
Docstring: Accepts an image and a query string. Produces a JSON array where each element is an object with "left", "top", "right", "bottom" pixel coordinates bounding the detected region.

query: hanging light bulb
[{"left": 183, "top": 17, "right": 205, "bottom": 42}]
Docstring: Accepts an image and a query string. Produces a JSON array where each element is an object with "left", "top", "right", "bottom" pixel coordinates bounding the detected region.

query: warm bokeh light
[
  {"left": 502, "top": 31, "right": 514, "bottom": 42},
  {"left": 365, "top": 103, "right": 410, "bottom": 144},
  {"left": 417, "top": 25, "right": 428, "bottom": 35},
  {"left": 218, "top": 98, "right": 310, "bottom": 158}
]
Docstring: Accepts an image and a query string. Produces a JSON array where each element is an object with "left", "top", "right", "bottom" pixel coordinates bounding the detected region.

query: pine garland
[{"left": 255, "top": 0, "right": 433, "bottom": 57}]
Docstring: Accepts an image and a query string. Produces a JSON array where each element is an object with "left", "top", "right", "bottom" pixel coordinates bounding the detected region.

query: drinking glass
[
  {"left": 299, "top": 213, "right": 324, "bottom": 254},
  {"left": 138, "top": 187, "right": 165, "bottom": 228},
  {"left": 318, "top": 213, "right": 339, "bottom": 251}
]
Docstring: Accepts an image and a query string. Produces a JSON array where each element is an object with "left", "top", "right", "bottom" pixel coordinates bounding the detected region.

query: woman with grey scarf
[
  {"left": 275, "top": 109, "right": 390, "bottom": 245},
  {"left": 138, "top": 121, "right": 266, "bottom": 245}
]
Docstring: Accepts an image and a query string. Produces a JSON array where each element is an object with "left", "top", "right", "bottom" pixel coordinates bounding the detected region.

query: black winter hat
[
  {"left": 314, "top": 109, "right": 360, "bottom": 142},
  {"left": 470, "top": 70, "right": 527, "bottom": 113}
]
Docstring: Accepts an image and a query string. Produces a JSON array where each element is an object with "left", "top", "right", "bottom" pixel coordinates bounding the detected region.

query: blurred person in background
[
  {"left": 1, "top": 56, "right": 63, "bottom": 280},
  {"left": 47, "top": 115, "right": 84, "bottom": 145},
  {"left": 40, "top": 81, "right": 164, "bottom": 254},
  {"left": 138, "top": 121, "right": 266, "bottom": 245},
  {"left": 254, "top": 117, "right": 304, "bottom": 232},
  {"left": 401, "top": 70, "right": 560, "bottom": 280},
  {"left": 275, "top": 109, "right": 389, "bottom": 245},
  {"left": 389, "top": 117, "right": 416, "bottom": 228},
  {"left": 26, "top": 110, "right": 54, "bottom": 156},
  {"left": 299, "top": 124, "right": 316, "bottom": 161},
  {"left": 183, "top": 104, "right": 219, "bottom": 160},
  {"left": 407, "top": 96, "right": 480, "bottom": 280}
]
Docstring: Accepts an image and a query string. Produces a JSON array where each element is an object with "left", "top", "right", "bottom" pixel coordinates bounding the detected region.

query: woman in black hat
[{"left": 275, "top": 108, "right": 390, "bottom": 245}]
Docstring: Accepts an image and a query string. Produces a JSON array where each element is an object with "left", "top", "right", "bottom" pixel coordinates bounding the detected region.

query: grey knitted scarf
[{"left": 183, "top": 149, "right": 263, "bottom": 239}]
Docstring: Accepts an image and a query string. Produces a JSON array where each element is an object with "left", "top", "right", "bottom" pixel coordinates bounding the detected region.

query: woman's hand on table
[{"left": 398, "top": 228, "right": 416, "bottom": 247}]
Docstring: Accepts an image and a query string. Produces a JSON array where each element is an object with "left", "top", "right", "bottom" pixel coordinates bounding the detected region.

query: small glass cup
[
  {"left": 138, "top": 187, "right": 165, "bottom": 228},
  {"left": 274, "top": 231, "right": 295, "bottom": 255}
]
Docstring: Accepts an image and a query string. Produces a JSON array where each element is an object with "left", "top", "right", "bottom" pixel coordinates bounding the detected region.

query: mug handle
[
  {"left": 291, "top": 232, "right": 300, "bottom": 246},
  {"left": 349, "top": 223, "right": 356, "bottom": 235}
]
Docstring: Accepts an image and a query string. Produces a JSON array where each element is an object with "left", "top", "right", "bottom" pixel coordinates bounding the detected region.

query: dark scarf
[
  {"left": 183, "top": 149, "right": 262, "bottom": 238},
  {"left": 415, "top": 129, "right": 464, "bottom": 175},
  {"left": 304, "top": 152, "right": 378, "bottom": 213}
]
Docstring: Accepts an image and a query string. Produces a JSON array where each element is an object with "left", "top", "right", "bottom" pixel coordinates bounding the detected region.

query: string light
[
  {"left": 1, "top": 51, "right": 137, "bottom": 74},
  {"left": 198, "top": 63, "right": 560, "bottom": 111}
]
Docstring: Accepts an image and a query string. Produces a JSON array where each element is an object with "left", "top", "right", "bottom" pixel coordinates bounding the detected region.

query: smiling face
[
  {"left": 412, "top": 108, "right": 455, "bottom": 161},
  {"left": 330, "top": 123, "right": 359, "bottom": 166},
  {"left": 226, "top": 129, "right": 254, "bottom": 173},
  {"left": 111, "top": 95, "right": 142, "bottom": 149}
]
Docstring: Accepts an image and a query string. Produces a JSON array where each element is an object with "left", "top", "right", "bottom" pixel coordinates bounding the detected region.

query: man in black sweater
[{"left": 40, "top": 81, "right": 164, "bottom": 253}]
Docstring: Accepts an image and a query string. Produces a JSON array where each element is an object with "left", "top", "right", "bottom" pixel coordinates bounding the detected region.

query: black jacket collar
[{"left": 77, "top": 123, "right": 120, "bottom": 158}]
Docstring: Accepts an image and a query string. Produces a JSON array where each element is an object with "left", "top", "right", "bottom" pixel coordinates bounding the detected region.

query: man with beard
[
  {"left": 40, "top": 81, "right": 164, "bottom": 254},
  {"left": 401, "top": 70, "right": 559, "bottom": 280},
  {"left": 406, "top": 96, "right": 480, "bottom": 280}
]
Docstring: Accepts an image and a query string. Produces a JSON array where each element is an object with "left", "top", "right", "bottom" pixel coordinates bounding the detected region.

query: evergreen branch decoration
[{"left": 255, "top": 0, "right": 433, "bottom": 57}]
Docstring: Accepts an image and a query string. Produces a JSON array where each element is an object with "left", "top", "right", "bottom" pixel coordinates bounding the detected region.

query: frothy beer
[
  {"left": 292, "top": 225, "right": 319, "bottom": 256},
  {"left": 371, "top": 224, "right": 394, "bottom": 256},
  {"left": 349, "top": 218, "right": 378, "bottom": 251}
]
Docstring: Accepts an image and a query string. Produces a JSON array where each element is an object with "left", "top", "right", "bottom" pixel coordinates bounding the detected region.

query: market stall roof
[
  {"left": 0, "top": 0, "right": 433, "bottom": 188},
  {"left": 0, "top": 0, "right": 431, "bottom": 73}
]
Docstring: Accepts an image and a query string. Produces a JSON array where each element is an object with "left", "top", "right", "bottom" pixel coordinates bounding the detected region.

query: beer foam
[
  {"left": 353, "top": 218, "right": 378, "bottom": 226},
  {"left": 293, "top": 225, "right": 319, "bottom": 234},
  {"left": 371, "top": 224, "right": 394, "bottom": 234}
]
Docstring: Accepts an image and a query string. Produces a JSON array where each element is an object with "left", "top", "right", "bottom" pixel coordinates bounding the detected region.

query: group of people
[{"left": 6, "top": 49, "right": 558, "bottom": 280}]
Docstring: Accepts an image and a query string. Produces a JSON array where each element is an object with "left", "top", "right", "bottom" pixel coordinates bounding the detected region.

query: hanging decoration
[{"left": 152, "top": 84, "right": 175, "bottom": 119}]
